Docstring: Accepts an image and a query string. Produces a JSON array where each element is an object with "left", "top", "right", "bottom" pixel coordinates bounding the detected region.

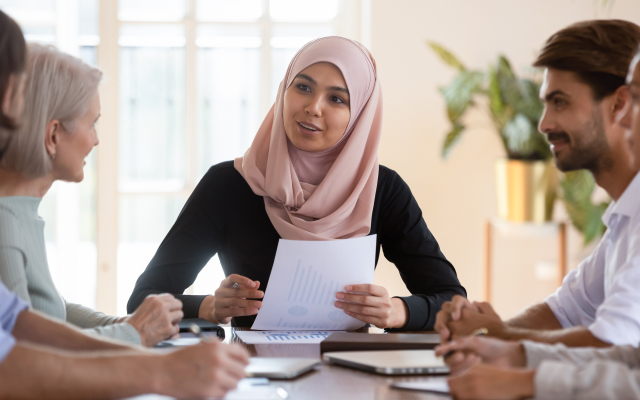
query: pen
[
  {"left": 189, "top": 324, "right": 287, "bottom": 399},
  {"left": 443, "top": 327, "right": 488, "bottom": 360},
  {"left": 189, "top": 324, "right": 211, "bottom": 342}
]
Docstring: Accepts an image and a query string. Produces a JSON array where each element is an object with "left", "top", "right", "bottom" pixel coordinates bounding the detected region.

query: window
[
  {"left": 0, "top": 0, "right": 100, "bottom": 308},
  {"left": 1, "top": 0, "right": 364, "bottom": 316}
]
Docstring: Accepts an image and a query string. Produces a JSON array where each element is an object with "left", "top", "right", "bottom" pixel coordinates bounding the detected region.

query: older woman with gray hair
[{"left": 0, "top": 43, "right": 183, "bottom": 347}]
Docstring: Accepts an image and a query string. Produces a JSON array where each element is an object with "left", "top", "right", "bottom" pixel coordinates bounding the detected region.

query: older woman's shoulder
[{"left": 0, "top": 199, "right": 27, "bottom": 248}]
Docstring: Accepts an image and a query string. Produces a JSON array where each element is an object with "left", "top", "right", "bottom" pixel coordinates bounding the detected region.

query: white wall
[{"left": 370, "top": 0, "right": 640, "bottom": 318}]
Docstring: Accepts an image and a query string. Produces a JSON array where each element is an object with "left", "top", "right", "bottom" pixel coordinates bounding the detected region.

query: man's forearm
[
  {"left": 500, "top": 326, "right": 610, "bottom": 347},
  {"left": 0, "top": 343, "right": 160, "bottom": 399},
  {"left": 12, "top": 310, "right": 133, "bottom": 351},
  {"left": 505, "top": 302, "right": 563, "bottom": 330},
  {"left": 501, "top": 303, "right": 610, "bottom": 347}
]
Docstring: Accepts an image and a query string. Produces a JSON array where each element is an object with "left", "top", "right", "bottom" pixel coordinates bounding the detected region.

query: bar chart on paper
[
  {"left": 235, "top": 330, "right": 340, "bottom": 344},
  {"left": 275, "top": 260, "right": 351, "bottom": 329},
  {"left": 252, "top": 235, "right": 377, "bottom": 331}
]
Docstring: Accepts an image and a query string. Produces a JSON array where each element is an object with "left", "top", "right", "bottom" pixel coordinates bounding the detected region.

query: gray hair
[{"left": 1, "top": 43, "right": 102, "bottom": 178}]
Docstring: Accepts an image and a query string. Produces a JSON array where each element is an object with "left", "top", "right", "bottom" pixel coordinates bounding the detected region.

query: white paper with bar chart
[{"left": 251, "top": 235, "right": 377, "bottom": 331}]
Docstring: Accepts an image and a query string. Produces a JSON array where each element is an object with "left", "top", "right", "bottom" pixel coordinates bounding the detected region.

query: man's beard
[{"left": 552, "top": 108, "right": 613, "bottom": 175}]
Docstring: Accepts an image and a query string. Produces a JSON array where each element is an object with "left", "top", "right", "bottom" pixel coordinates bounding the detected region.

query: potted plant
[
  {"left": 429, "top": 41, "right": 555, "bottom": 222},
  {"left": 429, "top": 42, "right": 607, "bottom": 243}
]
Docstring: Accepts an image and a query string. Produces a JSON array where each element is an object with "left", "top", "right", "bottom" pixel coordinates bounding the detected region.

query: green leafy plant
[
  {"left": 429, "top": 42, "right": 608, "bottom": 245},
  {"left": 559, "top": 170, "right": 610, "bottom": 245},
  {"left": 429, "top": 41, "right": 551, "bottom": 160}
]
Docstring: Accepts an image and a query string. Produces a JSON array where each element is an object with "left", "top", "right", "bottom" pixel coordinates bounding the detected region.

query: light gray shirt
[
  {"left": 0, "top": 196, "right": 140, "bottom": 345},
  {"left": 524, "top": 340, "right": 640, "bottom": 399}
]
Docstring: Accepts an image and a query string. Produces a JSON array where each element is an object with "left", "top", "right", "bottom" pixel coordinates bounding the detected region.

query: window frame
[{"left": 95, "top": 0, "right": 367, "bottom": 315}]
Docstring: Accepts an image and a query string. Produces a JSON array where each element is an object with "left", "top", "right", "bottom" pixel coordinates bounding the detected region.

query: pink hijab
[{"left": 234, "top": 36, "right": 382, "bottom": 241}]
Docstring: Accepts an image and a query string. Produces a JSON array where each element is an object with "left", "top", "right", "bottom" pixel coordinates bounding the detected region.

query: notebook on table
[
  {"left": 320, "top": 332, "right": 440, "bottom": 353},
  {"left": 323, "top": 350, "right": 449, "bottom": 375}
]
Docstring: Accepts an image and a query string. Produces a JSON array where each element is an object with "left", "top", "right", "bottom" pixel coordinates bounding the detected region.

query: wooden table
[
  {"left": 128, "top": 328, "right": 451, "bottom": 400},
  {"left": 224, "top": 327, "right": 451, "bottom": 400}
]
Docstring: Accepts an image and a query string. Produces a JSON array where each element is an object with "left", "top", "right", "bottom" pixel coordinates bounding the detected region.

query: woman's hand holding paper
[
  {"left": 200, "top": 274, "right": 264, "bottom": 324},
  {"left": 334, "top": 284, "right": 408, "bottom": 329}
]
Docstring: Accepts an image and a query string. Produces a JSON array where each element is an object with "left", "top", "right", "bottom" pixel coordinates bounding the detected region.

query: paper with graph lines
[{"left": 251, "top": 235, "right": 376, "bottom": 331}]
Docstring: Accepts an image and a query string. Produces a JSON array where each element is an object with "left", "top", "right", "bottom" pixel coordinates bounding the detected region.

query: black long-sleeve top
[{"left": 128, "top": 161, "right": 466, "bottom": 331}]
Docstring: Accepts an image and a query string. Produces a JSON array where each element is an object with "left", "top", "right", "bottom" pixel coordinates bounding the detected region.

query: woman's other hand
[
  {"left": 121, "top": 293, "right": 183, "bottom": 347},
  {"left": 334, "top": 284, "right": 408, "bottom": 329},
  {"left": 200, "top": 274, "right": 264, "bottom": 324}
]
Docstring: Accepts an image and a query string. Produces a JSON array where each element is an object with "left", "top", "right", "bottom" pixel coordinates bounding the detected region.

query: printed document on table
[
  {"left": 251, "top": 235, "right": 376, "bottom": 331},
  {"left": 236, "top": 330, "right": 341, "bottom": 344}
]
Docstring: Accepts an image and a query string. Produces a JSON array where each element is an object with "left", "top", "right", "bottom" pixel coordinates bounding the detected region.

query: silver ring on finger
[{"left": 232, "top": 282, "right": 240, "bottom": 290}]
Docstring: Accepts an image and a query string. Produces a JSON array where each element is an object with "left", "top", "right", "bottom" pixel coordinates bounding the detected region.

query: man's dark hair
[
  {"left": 533, "top": 19, "right": 640, "bottom": 100},
  {"left": 0, "top": 10, "right": 27, "bottom": 160}
]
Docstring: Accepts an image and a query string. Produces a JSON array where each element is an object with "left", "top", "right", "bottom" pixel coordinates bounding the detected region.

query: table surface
[
  {"left": 222, "top": 326, "right": 451, "bottom": 400},
  {"left": 128, "top": 327, "right": 452, "bottom": 400}
]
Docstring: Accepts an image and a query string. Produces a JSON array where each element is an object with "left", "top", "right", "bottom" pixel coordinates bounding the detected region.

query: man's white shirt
[{"left": 545, "top": 171, "right": 640, "bottom": 346}]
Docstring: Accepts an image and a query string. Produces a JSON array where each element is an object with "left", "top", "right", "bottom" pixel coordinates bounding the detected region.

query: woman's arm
[
  {"left": 65, "top": 302, "right": 142, "bottom": 345},
  {"left": 378, "top": 167, "right": 467, "bottom": 331},
  {"left": 12, "top": 309, "right": 132, "bottom": 351},
  {"left": 65, "top": 302, "right": 118, "bottom": 327},
  {"left": 127, "top": 164, "right": 229, "bottom": 318}
]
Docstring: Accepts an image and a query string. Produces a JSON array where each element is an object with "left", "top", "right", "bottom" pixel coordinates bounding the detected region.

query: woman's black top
[{"left": 127, "top": 161, "right": 466, "bottom": 331}]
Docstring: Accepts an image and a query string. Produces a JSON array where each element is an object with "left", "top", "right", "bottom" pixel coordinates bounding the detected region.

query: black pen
[{"left": 443, "top": 327, "right": 488, "bottom": 359}]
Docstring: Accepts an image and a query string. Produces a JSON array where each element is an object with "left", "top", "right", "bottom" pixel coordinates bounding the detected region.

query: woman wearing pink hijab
[{"left": 129, "top": 37, "right": 466, "bottom": 331}]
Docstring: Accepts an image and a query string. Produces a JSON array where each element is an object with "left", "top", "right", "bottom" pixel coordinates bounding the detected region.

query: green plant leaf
[
  {"left": 503, "top": 113, "right": 537, "bottom": 158},
  {"left": 495, "top": 57, "right": 539, "bottom": 117},
  {"left": 427, "top": 41, "right": 466, "bottom": 72},
  {"left": 496, "top": 57, "right": 526, "bottom": 111},
  {"left": 440, "top": 71, "right": 484, "bottom": 121},
  {"left": 583, "top": 203, "right": 607, "bottom": 245},
  {"left": 558, "top": 170, "right": 610, "bottom": 245},
  {"left": 442, "top": 122, "right": 465, "bottom": 158},
  {"left": 517, "top": 79, "right": 543, "bottom": 121},
  {"left": 488, "top": 65, "right": 504, "bottom": 115}
]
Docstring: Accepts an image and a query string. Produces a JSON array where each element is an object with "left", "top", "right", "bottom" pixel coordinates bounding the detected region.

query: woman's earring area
[{"left": 50, "top": 152, "right": 56, "bottom": 161}]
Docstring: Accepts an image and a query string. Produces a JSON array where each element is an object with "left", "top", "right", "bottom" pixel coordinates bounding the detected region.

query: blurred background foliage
[
  {"left": 429, "top": 42, "right": 610, "bottom": 245},
  {"left": 559, "top": 171, "right": 609, "bottom": 244},
  {"left": 428, "top": 41, "right": 551, "bottom": 161}
]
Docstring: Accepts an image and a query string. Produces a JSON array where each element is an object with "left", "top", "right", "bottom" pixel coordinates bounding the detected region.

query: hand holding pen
[{"left": 190, "top": 325, "right": 289, "bottom": 399}]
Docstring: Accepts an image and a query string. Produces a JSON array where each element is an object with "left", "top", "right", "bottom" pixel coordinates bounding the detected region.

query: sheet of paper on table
[
  {"left": 224, "top": 379, "right": 289, "bottom": 400},
  {"left": 236, "top": 330, "right": 342, "bottom": 344},
  {"left": 392, "top": 378, "right": 450, "bottom": 394},
  {"left": 252, "top": 235, "right": 376, "bottom": 331},
  {"left": 122, "top": 379, "right": 287, "bottom": 400},
  {"left": 156, "top": 338, "right": 201, "bottom": 347}
]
